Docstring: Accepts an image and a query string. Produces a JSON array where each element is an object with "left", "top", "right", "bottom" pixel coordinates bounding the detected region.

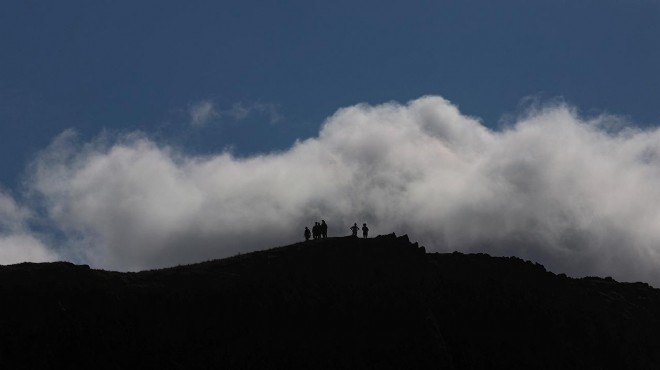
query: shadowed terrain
[{"left": 1, "top": 234, "right": 659, "bottom": 369}]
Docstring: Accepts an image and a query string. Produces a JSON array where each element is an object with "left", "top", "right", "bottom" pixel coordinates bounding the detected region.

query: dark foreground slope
[{"left": 1, "top": 234, "right": 660, "bottom": 369}]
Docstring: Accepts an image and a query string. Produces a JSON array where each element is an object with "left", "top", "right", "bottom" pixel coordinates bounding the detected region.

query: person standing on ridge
[
  {"left": 312, "top": 222, "right": 320, "bottom": 239},
  {"left": 304, "top": 226, "right": 311, "bottom": 241},
  {"left": 321, "top": 220, "right": 328, "bottom": 239},
  {"left": 362, "top": 223, "right": 369, "bottom": 238},
  {"left": 350, "top": 223, "right": 359, "bottom": 237}
]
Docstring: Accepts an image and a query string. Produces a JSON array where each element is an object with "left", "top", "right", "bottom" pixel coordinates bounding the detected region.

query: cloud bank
[{"left": 7, "top": 96, "right": 660, "bottom": 285}]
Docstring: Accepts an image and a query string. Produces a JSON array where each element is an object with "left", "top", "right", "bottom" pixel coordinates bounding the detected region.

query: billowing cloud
[
  {"left": 0, "top": 191, "right": 59, "bottom": 265},
  {"left": 23, "top": 96, "right": 660, "bottom": 285}
]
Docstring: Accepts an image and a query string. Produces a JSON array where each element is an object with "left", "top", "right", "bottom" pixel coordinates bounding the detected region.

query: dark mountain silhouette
[{"left": 1, "top": 234, "right": 660, "bottom": 369}]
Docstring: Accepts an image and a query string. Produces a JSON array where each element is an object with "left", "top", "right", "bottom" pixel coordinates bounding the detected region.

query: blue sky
[
  {"left": 2, "top": 0, "right": 659, "bottom": 187},
  {"left": 3, "top": 1, "right": 660, "bottom": 282}
]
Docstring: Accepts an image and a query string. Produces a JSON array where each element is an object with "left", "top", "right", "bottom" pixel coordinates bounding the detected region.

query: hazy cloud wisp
[
  {"left": 189, "top": 100, "right": 218, "bottom": 127},
  {"left": 189, "top": 100, "right": 282, "bottom": 127}
]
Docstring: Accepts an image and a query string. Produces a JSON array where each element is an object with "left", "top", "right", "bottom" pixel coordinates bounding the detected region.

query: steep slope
[{"left": 0, "top": 234, "right": 659, "bottom": 369}]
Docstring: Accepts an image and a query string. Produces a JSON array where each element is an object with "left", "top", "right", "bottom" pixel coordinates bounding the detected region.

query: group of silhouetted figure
[
  {"left": 351, "top": 223, "right": 369, "bottom": 238},
  {"left": 305, "top": 220, "right": 328, "bottom": 240},
  {"left": 304, "top": 220, "right": 369, "bottom": 240}
]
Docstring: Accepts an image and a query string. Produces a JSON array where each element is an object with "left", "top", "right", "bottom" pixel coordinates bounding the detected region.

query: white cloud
[
  {"left": 23, "top": 96, "right": 660, "bottom": 286},
  {"left": 0, "top": 191, "right": 59, "bottom": 265}
]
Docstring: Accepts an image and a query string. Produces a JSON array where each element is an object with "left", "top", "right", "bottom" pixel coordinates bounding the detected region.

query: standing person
[
  {"left": 321, "top": 220, "right": 328, "bottom": 239},
  {"left": 350, "top": 223, "right": 359, "bottom": 237},
  {"left": 362, "top": 223, "right": 369, "bottom": 238},
  {"left": 304, "top": 227, "right": 311, "bottom": 241},
  {"left": 313, "top": 222, "right": 320, "bottom": 239}
]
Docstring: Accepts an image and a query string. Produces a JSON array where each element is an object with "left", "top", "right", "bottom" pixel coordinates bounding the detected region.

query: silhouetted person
[
  {"left": 350, "top": 223, "right": 359, "bottom": 237},
  {"left": 304, "top": 227, "right": 311, "bottom": 241},
  {"left": 362, "top": 223, "right": 369, "bottom": 238},
  {"left": 313, "top": 222, "right": 320, "bottom": 240},
  {"left": 321, "top": 220, "right": 328, "bottom": 239}
]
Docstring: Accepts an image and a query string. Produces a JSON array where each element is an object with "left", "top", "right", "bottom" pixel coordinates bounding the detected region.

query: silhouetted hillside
[{"left": 1, "top": 234, "right": 659, "bottom": 369}]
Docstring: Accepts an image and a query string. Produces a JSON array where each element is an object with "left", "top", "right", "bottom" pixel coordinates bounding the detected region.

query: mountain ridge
[{"left": 1, "top": 233, "right": 659, "bottom": 369}]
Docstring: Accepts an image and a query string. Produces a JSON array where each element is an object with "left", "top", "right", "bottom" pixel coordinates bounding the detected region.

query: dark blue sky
[{"left": 2, "top": 0, "right": 660, "bottom": 188}]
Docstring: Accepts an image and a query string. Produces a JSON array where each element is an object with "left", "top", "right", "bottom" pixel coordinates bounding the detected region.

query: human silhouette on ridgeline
[
  {"left": 304, "top": 226, "right": 311, "bottom": 241},
  {"left": 312, "top": 222, "right": 320, "bottom": 239},
  {"left": 350, "top": 223, "right": 359, "bottom": 237},
  {"left": 321, "top": 220, "right": 328, "bottom": 239},
  {"left": 362, "top": 223, "right": 369, "bottom": 238}
]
